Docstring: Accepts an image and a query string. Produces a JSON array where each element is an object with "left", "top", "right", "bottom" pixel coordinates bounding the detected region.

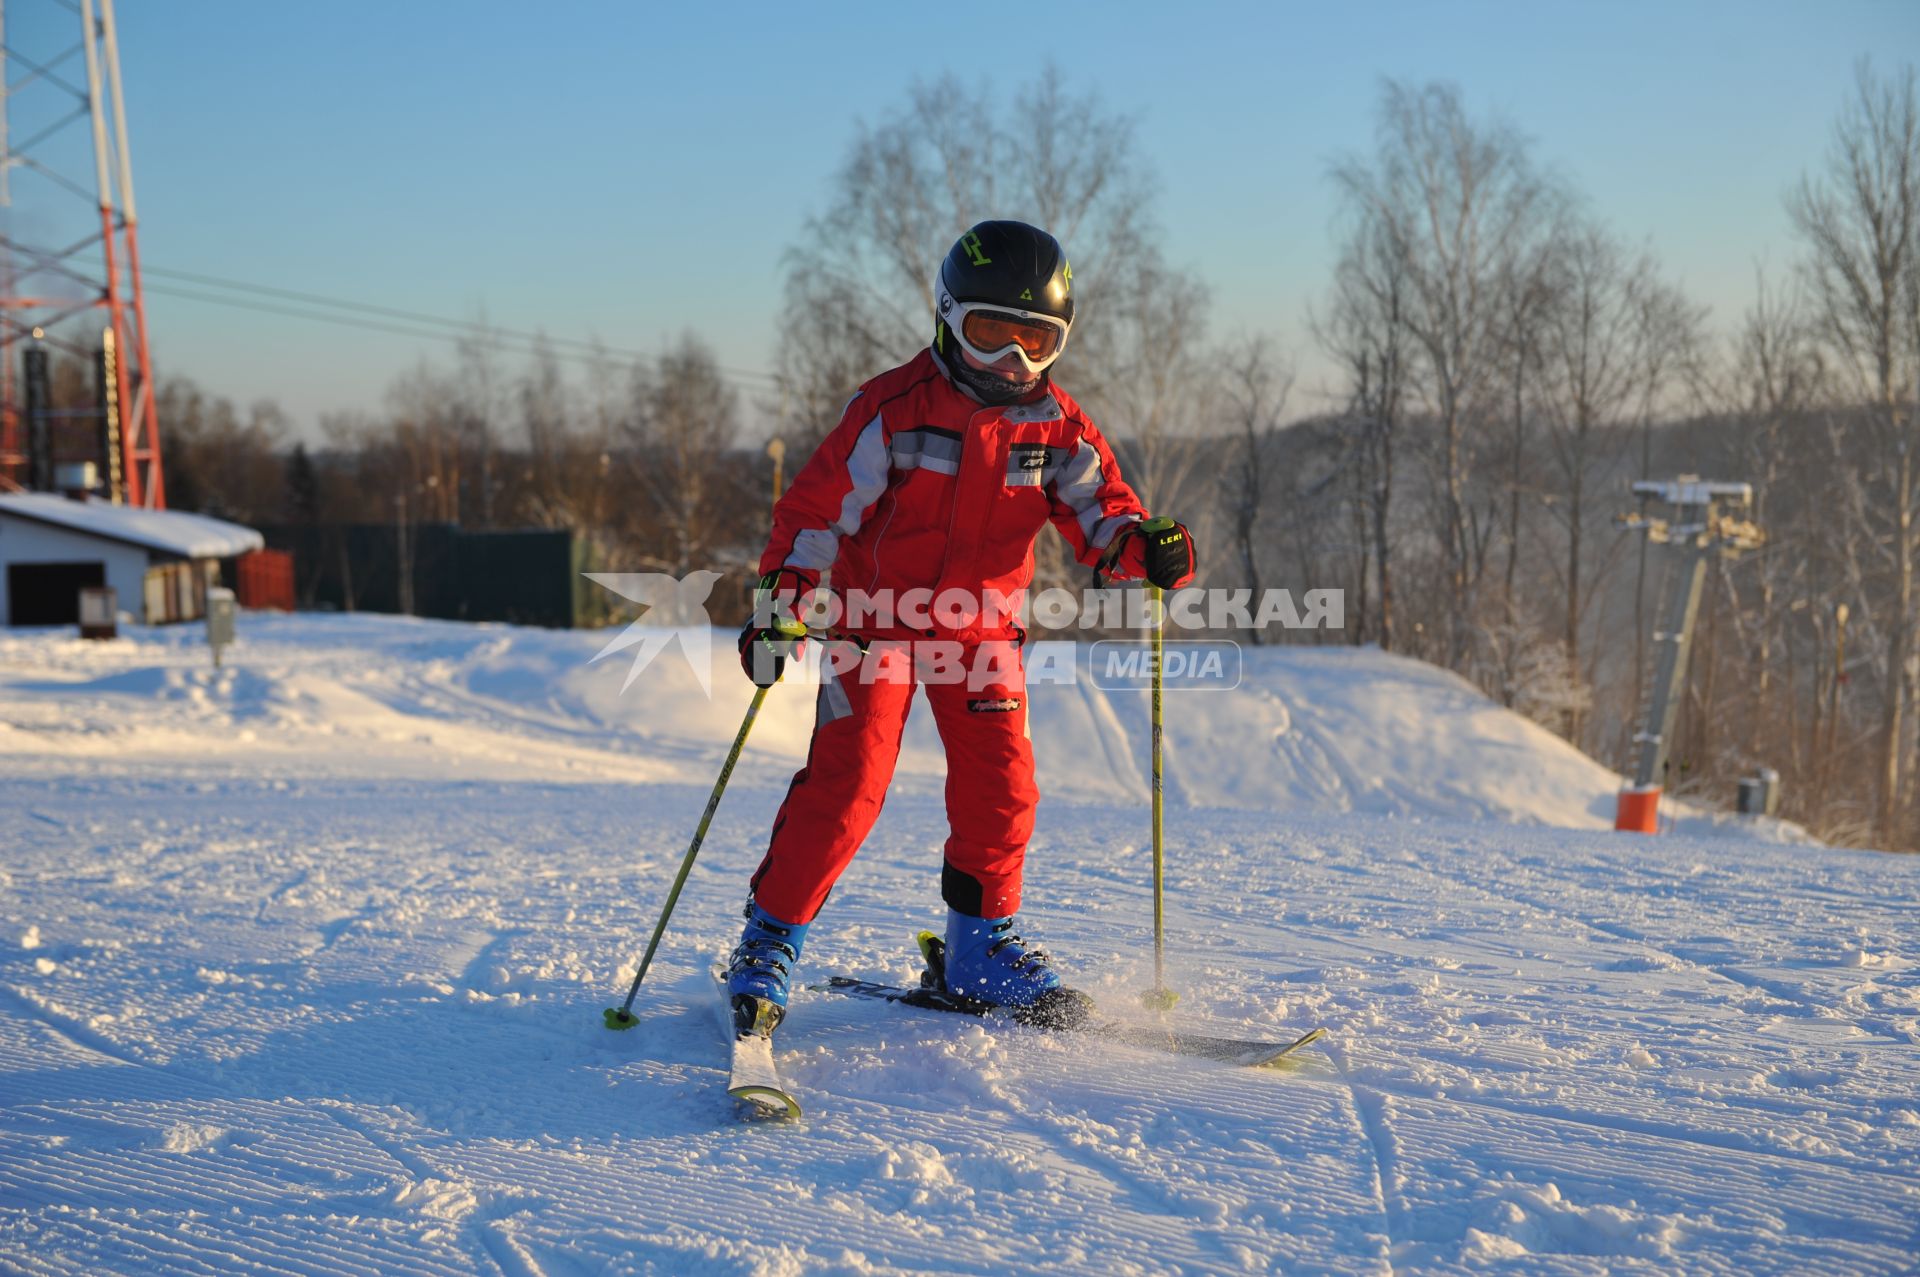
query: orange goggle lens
[{"left": 960, "top": 309, "right": 1064, "bottom": 363}]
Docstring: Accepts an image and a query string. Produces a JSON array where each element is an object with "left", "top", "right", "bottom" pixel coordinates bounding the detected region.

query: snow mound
[{"left": 0, "top": 613, "right": 1801, "bottom": 839}]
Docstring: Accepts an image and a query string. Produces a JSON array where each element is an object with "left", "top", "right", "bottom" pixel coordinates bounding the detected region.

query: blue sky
[{"left": 23, "top": 0, "right": 1916, "bottom": 439}]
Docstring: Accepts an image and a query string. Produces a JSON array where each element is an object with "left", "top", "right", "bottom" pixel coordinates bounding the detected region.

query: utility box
[
  {"left": 78, "top": 585, "right": 117, "bottom": 640},
  {"left": 1737, "top": 768, "right": 1781, "bottom": 818},
  {"left": 206, "top": 587, "right": 236, "bottom": 667}
]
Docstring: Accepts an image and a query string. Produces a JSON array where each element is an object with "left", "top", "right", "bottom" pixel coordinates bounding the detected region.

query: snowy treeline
[{"left": 139, "top": 67, "right": 1918, "bottom": 851}]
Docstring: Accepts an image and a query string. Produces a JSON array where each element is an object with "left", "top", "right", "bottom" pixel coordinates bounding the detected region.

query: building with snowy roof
[{"left": 0, "top": 487, "right": 263, "bottom": 626}]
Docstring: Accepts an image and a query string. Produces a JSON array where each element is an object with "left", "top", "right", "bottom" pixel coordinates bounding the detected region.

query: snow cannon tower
[
  {"left": 1615, "top": 477, "right": 1764, "bottom": 833},
  {"left": 0, "top": 0, "right": 164, "bottom": 508}
]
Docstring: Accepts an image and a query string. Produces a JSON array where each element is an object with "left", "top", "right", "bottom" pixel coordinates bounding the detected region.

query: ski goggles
[{"left": 939, "top": 287, "right": 1071, "bottom": 375}]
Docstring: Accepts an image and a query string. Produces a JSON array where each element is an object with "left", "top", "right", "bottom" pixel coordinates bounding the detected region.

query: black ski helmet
[{"left": 933, "top": 220, "right": 1074, "bottom": 403}]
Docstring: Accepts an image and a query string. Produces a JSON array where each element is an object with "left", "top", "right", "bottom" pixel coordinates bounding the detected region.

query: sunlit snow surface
[{"left": 0, "top": 616, "right": 1913, "bottom": 1275}]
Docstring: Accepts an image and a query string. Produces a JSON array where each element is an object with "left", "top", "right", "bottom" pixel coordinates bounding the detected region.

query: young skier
[{"left": 730, "top": 219, "right": 1196, "bottom": 1025}]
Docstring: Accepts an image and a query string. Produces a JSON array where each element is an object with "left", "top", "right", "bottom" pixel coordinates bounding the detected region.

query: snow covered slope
[
  {"left": 1, "top": 615, "right": 1909, "bottom": 1275},
  {"left": 0, "top": 613, "right": 1792, "bottom": 836}
]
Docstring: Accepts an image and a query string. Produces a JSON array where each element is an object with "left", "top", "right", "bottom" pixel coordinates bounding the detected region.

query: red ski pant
[{"left": 750, "top": 639, "right": 1037, "bottom": 925}]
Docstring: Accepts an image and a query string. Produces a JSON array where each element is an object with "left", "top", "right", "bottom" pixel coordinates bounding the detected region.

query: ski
[
  {"left": 810, "top": 932, "right": 1328, "bottom": 1069},
  {"left": 816, "top": 975, "right": 1325, "bottom": 1067},
  {"left": 713, "top": 968, "right": 801, "bottom": 1120}
]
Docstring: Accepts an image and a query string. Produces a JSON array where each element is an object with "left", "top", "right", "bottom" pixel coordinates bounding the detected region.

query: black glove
[
  {"left": 738, "top": 568, "right": 813, "bottom": 687},
  {"left": 1110, "top": 516, "right": 1196, "bottom": 589},
  {"left": 738, "top": 624, "right": 803, "bottom": 687}
]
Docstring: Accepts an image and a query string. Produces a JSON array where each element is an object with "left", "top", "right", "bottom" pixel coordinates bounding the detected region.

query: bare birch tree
[
  {"left": 1787, "top": 60, "right": 1920, "bottom": 846},
  {"left": 1333, "top": 79, "right": 1557, "bottom": 670},
  {"left": 1218, "top": 338, "right": 1293, "bottom": 642},
  {"left": 1483, "top": 216, "right": 1563, "bottom": 706},
  {"left": 454, "top": 324, "right": 508, "bottom": 526},
  {"left": 1717, "top": 269, "right": 1828, "bottom": 766},
  {"left": 1534, "top": 225, "right": 1701, "bottom": 740},
  {"left": 627, "top": 334, "right": 741, "bottom": 577},
  {"left": 519, "top": 338, "right": 570, "bottom": 526},
  {"left": 1316, "top": 212, "right": 1411, "bottom": 651}
]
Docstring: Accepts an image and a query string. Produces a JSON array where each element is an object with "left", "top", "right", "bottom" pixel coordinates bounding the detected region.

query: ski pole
[
  {"left": 1140, "top": 541, "right": 1178, "bottom": 1011},
  {"left": 604, "top": 680, "right": 774, "bottom": 1031}
]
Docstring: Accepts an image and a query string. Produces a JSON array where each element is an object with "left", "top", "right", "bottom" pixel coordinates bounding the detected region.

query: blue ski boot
[
  {"left": 938, "top": 910, "right": 1090, "bottom": 1028},
  {"left": 726, "top": 901, "right": 810, "bottom": 1011}
]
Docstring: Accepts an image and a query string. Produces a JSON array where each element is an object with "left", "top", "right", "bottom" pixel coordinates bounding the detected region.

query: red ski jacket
[{"left": 761, "top": 348, "right": 1149, "bottom": 642}]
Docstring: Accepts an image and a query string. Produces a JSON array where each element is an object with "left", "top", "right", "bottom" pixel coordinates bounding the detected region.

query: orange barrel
[{"left": 1614, "top": 785, "right": 1661, "bottom": 833}]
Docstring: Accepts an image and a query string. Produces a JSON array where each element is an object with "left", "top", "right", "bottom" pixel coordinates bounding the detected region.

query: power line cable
[
  {"left": 142, "top": 263, "right": 783, "bottom": 387},
  {"left": 144, "top": 282, "right": 613, "bottom": 367}
]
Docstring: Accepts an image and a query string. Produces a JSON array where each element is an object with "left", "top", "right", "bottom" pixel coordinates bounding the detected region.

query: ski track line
[
  {"left": 1358, "top": 1066, "right": 1920, "bottom": 1188},
  {"left": 355, "top": 669, "right": 706, "bottom": 782},
  {"left": 1305, "top": 851, "right": 1920, "bottom": 1174},
  {"left": 457, "top": 927, "right": 536, "bottom": 999},
  {"left": 1320, "top": 1037, "right": 1404, "bottom": 1277},
  {"left": 323, "top": 1105, "right": 547, "bottom": 1277},
  {"left": 301, "top": 901, "right": 389, "bottom": 961},
  {"left": 1379, "top": 1090, "right": 1920, "bottom": 1270},
  {"left": 1312, "top": 834, "right": 1838, "bottom": 1018},
  {"left": 1285, "top": 699, "right": 1376, "bottom": 818},
  {"left": 1581, "top": 913, "right": 1910, "bottom": 1036},
  {"left": 1318, "top": 1026, "right": 1920, "bottom": 1272},
  {"left": 1411, "top": 844, "right": 1913, "bottom": 1043},
  {"left": 981, "top": 1062, "right": 1221, "bottom": 1258},
  {"left": 1072, "top": 673, "right": 1147, "bottom": 799},
  {"left": 1153, "top": 845, "right": 1916, "bottom": 1179},
  {"left": 1330, "top": 842, "right": 1910, "bottom": 1042},
  {"left": 1080, "top": 654, "right": 1199, "bottom": 810},
  {"left": 365, "top": 675, "right": 589, "bottom": 751},
  {"left": 254, "top": 863, "right": 319, "bottom": 928},
  {"left": 0, "top": 983, "right": 163, "bottom": 1077},
  {"left": 1369, "top": 1015, "right": 1911, "bottom": 1183},
  {"left": 778, "top": 1043, "right": 1180, "bottom": 1274}
]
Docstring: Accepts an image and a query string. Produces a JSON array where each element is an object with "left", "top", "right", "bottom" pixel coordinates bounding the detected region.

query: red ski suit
[{"left": 750, "top": 347, "right": 1150, "bottom": 923}]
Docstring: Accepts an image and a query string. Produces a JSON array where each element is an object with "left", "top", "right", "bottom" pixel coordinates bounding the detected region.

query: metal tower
[
  {"left": 1614, "top": 477, "right": 1764, "bottom": 832},
  {"left": 0, "top": 0, "right": 162, "bottom": 506}
]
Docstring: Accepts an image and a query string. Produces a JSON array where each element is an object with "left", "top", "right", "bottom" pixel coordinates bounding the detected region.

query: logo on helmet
[{"left": 960, "top": 232, "right": 993, "bottom": 267}]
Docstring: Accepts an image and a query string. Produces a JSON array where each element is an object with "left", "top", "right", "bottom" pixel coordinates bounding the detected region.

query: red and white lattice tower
[{"left": 0, "top": 0, "right": 163, "bottom": 506}]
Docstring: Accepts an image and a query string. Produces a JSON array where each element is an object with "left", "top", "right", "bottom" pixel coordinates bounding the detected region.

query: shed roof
[{"left": 0, "top": 492, "right": 265, "bottom": 558}]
